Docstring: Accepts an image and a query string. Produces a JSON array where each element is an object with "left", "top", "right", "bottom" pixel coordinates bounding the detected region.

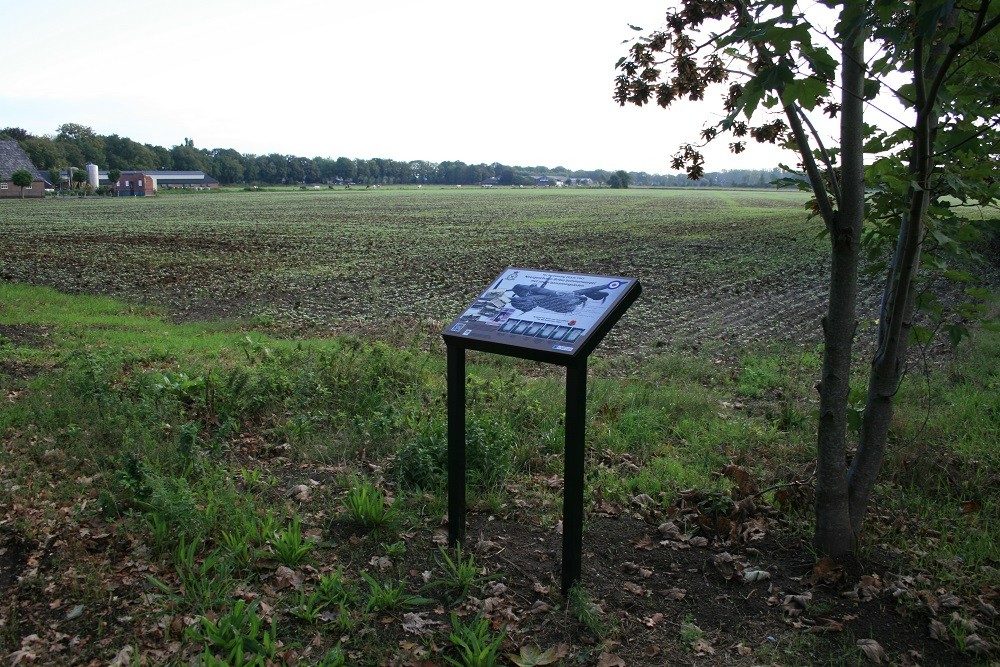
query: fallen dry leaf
[
  {"left": 711, "top": 551, "right": 737, "bottom": 580},
  {"left": 806, "top": 618, "right": 844, "bottom": 633},
  {"left": 623, "top": 581, "right": 647, "bottom": 596},
  {"left": 963, "top": 634, "right": 995, "bottom": 656},
  {"left": 507, "top": 643, "right": 567, "bottom": 667},
  {"left": 273, "top": 566, "right": 303, "bottom": 590},
  {"left": 643, "top": 612, "right": 664, "bottom": 627},
  {"left": 595, "top": 651, "right": 626, "bottom": 667},
  {"left": 631, "top": 534, "right": 655, "bottom": 550},
  {"left": 663, "top": 587, "right": 687, "bottom": 601},
  {"left": 401, "top": 612, "right": 439, "bottom": 636},
  {"left": 692, "top": 638, "right": 716, "bottom": 655},
  {"left": 857, "top": 638, "right": 888, "bottom": 664},
  {"left": 783, "top": 592, "right": 812, "bottom": 617}
]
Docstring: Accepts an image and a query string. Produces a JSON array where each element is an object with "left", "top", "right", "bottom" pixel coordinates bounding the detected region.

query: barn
[{"left": 0, "top": 140, "right": 50, "bottom": 198}]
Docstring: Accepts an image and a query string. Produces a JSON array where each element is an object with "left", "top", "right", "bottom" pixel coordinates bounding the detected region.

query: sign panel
[{"left": 443, "top": 267, "right": 638, "bottom": 359}]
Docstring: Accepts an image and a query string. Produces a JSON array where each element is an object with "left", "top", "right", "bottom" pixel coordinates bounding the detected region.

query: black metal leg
[
  {"left": 562, "top": 360, "right": 587, "bottom": 594},
  {"left": 447, "top": 345, "right": 466, "bottom": 546}
]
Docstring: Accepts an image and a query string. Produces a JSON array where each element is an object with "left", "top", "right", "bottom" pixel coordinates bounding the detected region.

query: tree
[
  {"left": 615, "top": 0, "right": 999, "bottom": 556},
  {"left": 108, "top": 168, "right": 121, "bottom": 196},
  {"left": 11, "top": 169, "right": 33, "bottom": 198},
  {"left": 608, "top": 170, "right": 631, "bottom": 189},
  {"left": 1, "top": 127, "right": 30, "bottom": 141}
]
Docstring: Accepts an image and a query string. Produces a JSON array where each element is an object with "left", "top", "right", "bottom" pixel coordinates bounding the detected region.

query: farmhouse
[{"left": 0, "top": 140, "right": 50, "bottom": 198}]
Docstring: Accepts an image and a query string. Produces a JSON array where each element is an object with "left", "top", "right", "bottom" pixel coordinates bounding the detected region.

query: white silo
[{"left": 86, "top": 163, "right": 99, "bottom": 190}]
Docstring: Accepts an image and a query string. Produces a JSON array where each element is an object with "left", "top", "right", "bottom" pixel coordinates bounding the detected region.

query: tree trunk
[
  {"left": 813, "top": 21, "right": 866, "bottom": 557},
  {"left": 846, "top": 3, "right": 952, "bottom": 536}
]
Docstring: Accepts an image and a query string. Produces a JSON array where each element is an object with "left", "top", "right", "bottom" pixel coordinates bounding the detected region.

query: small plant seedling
[
  {"left": 344, "top": 480, "right": 398, "bottom": 531},
  {"left": 361, "top": 571, "right": 433, "bottom": 612},
  {"left": 268, "top": 515, "right": 313, "bottom": 566},
  {"left": 187, "top": 599, "right": 277, "bottom": 665},
  {"left": 568, "top": 584, "right": 616, "bottom": 641},
  {"left": 445, "top": 613, "right": 506, "bottom": 667},
  {"left": 432, "top": 545, "right": 492, "bottom": 603}
]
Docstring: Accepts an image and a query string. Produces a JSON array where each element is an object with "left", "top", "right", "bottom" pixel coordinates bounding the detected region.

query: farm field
[
  {"left": 1, "top": 188, "right": 998, "bottom": 666},
  {"left": 0, "top": 188, "right": 866, "bottom": 356}
]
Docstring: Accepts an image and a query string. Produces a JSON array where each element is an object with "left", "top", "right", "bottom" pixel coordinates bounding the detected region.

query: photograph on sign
[{"left": 446, "top": 267, "right": 635, "bottom": 356}]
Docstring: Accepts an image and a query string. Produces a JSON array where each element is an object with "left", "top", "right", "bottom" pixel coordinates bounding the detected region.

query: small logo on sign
[
  {"left": 507, "top": 271, "right": 519, "bottom": 280},
  {"left": 608, "top": 280, "right": 622, "bottom": 289},
  {"left": 463, "top": 330, "right": 472, "bottom": 336},
  {"left": 451, "top": 323, "right": 464, "bottom": 332}
]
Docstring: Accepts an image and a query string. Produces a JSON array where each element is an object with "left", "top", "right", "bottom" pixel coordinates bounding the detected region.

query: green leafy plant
[
  {"left": 290, "top": 589, "right": 328, "bottom": 625},
  {"left": 317, "top": 567, "right": 354, "bottom": 607},
  {"left": 361, "top": 571, "right": 433, "bottom": 613},
  {"left": 395, "top": 418, "right": 513, "bottom": 491},
  {"left": 344, "top": 480, "right": 397, "bottom": 531},
  {"left": 268, "top": 515, "right": 313, "bottom": 566},
  {"left": 147, "top": 536, "right": 234, "bottom": 611},
  {"left": 445, "top": 614, "right": 506, "bottom": 667},
  {"left": 432, "top": 545, "right": 492, "bottom": 603},
  {"left": 187, "top": 599, "right": 277, "bottom": 666}
]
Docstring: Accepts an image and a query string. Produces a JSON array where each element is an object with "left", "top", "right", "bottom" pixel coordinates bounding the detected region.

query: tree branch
[{"left": 795, "top": 106, "right": 844, "bottom": 205}]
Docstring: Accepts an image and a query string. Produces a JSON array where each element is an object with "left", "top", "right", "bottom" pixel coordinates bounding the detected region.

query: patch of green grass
[
  {"left": 343, "top": 480, "right": 399, "bottom": 532},
  {"left": 568, "top": 584, "right": 617, "bottom": 641},
  {"left": 269, "top": 514, "right": 314, "bottom": 566},
  {"left": 445, "top": 614, "right": 506, "bottom": 667}
]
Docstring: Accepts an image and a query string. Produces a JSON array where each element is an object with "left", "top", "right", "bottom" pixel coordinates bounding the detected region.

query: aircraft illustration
[{"left": 508, "top": 277, "right": 618, "bottom": 314}]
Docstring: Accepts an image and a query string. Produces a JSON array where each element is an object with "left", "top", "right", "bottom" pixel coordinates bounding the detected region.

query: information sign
[
  {"left": 443, "top": 267, "right": 640, "bottom": 363},
  {"left": 442, "top": 267, "right": 640, "bottom": 593}
]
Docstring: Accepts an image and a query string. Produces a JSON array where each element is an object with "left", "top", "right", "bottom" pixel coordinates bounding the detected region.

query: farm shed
[
  {"left": 0, "top": 140, "right": 50, "bottom": 198},
  {"left": 145, "top": 171, "right": 220, "bottom": 191}
]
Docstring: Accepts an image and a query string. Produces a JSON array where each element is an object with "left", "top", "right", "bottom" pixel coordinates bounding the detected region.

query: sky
[{"left": 2, "top": 0, "right": 817, "bottom": 174}]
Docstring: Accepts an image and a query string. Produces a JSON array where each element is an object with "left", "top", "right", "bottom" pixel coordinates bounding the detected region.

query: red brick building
[{"left": 111, "top": 171, "right": 155, "bottom": 197}]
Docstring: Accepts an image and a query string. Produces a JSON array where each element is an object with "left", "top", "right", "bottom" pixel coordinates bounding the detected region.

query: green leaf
[
  {"left": 944, "top": 323, "right": 970, "bottom": 348},
  {"left": 909, "top": 324, "right": 934, "bottom": 345},
  {"left": 780, "top": 76, "right": 830, "bottom": 110},
  {"left": 862, "top": 79, "right": 881, "bottom": 101},
  {"left": 943, "top": 269, "right": 972, "bottom": 283}
]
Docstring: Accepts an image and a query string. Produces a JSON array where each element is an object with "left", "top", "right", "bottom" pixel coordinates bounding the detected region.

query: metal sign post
[{"left": 442, "top": 267, "right": 640, "bottom": 593}]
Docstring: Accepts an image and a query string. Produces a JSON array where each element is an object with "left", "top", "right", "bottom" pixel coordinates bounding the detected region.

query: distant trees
[
  {"left": 608, "top": 170, "right": 631, "bottom": 189},
  {"left": 6, "top": 122, "right": 804, "bottom": 190},
  {"left": 11, "top": 169, "right": 33, "bottom": 198}
]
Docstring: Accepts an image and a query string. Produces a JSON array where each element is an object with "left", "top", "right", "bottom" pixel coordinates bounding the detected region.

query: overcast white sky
[{"left": 2, "top": 0, "right": 812, "bottom": 174}]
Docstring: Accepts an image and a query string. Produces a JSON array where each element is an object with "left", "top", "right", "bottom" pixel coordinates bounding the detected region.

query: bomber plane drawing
[{"left": 508, "top": 277, "right": 617, "bottom": 314}]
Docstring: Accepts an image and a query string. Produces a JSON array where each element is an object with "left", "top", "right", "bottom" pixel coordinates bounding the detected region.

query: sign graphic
[{"left": 444, "top": 267, "right": 637, "bottom": 359}]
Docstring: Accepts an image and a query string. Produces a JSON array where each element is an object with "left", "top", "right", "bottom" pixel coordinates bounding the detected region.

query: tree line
[{"left": 1, "top": 124, "right": 797, "bottom": 188}]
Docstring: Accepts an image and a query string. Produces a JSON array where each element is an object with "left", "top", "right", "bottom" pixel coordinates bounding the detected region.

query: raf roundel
[{"left": 608, "top": 281, "right": 621, "bottom": 289}]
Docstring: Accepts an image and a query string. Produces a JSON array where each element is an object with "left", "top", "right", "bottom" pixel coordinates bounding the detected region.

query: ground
[
  {"left": 1, "top": 190, "right": 997, "bottom": 665},
  {"left": 1, "top": 431, "right": 995, "bottom": 665}
]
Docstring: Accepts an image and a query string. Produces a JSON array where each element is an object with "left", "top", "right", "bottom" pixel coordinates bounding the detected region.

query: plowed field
[{"left": 0, "top": 188, "right": 882, "bottom": 355}]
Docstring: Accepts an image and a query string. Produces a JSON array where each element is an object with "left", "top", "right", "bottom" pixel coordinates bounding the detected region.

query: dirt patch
[{"left": 0, "top": 526, "right": 35, "bottom": 589}]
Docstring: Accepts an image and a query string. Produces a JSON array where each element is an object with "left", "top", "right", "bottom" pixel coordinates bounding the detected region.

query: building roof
[
  {"left": 95, "top": 170, "right": 220, "bottom": 185},
  {"left": 0, "top": 140, "right": 48, "bottom": 182}
]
